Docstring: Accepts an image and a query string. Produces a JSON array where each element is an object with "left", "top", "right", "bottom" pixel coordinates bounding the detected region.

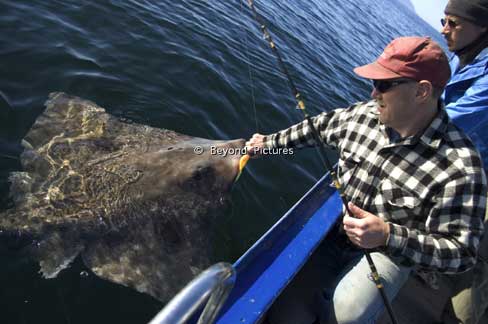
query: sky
[{"left": 410, "top": 0, "right": 449, "bottom": 30}]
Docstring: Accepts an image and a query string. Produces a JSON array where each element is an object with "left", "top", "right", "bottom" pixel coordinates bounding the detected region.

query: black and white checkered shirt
[{"left": 263, "top": 100, "right": 487, "bottom": 273}]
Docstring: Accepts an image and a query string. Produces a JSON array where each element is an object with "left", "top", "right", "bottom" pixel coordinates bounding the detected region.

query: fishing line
[
  {"left": 243, "top": 1, "right": 398, "bottom": 323},
  {"left": 240, "top": 0, "right": 259, "bottom": 133}
]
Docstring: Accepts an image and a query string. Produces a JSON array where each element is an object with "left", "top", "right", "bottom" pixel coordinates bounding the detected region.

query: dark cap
[
  {"left": 353, "top": 36, "right": 451, "bottom": 88},
  {"left": 445, "top": 0, "right": 488, "bottom": 27}
]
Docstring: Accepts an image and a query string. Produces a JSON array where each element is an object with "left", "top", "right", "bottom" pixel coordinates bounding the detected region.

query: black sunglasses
[
  {"left": 441, "top": 18, "right": 458, "bottom": 29},
  {"left": 373, "top": 79, "right": 411, "bottom": 93}
]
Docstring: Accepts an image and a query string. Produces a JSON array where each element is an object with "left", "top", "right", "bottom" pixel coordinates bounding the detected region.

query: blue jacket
[{"left": 443, "top": 48, "right": 488, "bottom": 171}]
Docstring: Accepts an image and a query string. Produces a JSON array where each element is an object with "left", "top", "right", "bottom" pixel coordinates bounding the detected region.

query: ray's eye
[
  {"left": 192, "top": 166, "right": 212, "bottom": 181},
  {"left": 193, "top": 170, "right": 203, "bottom": 181},
  {"left": 180, "top": 166, "right": 215, "bottom": 191}
]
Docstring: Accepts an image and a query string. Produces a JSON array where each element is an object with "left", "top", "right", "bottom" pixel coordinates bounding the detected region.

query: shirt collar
[
  {"left": 449, "top": 47, "right": 488, "bottom": 75},
  {"left": 417, "top": 103, "right": 448, "bottom": 149},
  {"left": 368, "top": 100, "right": 448, "bottom": 149},
  {"left": 475, "top": 47, "right": 488, "bottom": 63}
]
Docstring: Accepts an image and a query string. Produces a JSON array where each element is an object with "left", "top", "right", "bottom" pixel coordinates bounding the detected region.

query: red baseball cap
[{"left": 354, "top": 36, "right": 451, "bottom": 88}]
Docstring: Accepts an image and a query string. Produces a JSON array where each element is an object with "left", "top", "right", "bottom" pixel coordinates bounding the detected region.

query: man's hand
[
  {"left": 245, "top": 133, "right": 266, "bottom": 156},
  {"left": 343, "top": 202, "right": 390, "bottom": 249}
]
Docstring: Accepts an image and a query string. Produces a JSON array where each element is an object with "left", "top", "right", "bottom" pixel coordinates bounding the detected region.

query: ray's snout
[
  {"left": 227, "top": 138, "right": 246, "bottom": 149},
  {"left": 221, "top": 138, "right": 246, "bottom": 155},
  {"left": 210, "top": 138, "right": 246, "bottom": 153},
  {"left": 208, "top": 138, "right": 247, "bottom": 176}
]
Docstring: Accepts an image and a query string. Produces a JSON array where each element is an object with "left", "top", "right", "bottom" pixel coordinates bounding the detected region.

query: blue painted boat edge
[{"left": 216, "top": 172, "right": 343, "bottom": 323}]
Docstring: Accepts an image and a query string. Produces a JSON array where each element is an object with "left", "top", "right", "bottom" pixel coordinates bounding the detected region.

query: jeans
[{"left": 267, "top": 239, "right": 412, "bottom": 324}]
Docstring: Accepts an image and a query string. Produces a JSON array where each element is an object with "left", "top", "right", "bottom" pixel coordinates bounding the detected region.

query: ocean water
[{"left": 0, "top": 0, "right": 444, "bottom": 323}]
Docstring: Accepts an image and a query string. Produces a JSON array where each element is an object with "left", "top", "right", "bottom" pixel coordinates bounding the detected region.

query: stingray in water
[{"left": 0, "top": 92, "right": 245, "bottom": 302}]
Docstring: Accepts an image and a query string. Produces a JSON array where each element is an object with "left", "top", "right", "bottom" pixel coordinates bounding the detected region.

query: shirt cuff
[
  {"left": 262, "top": 134, "right": 276, "bottom": 149},
  {"left": 385, "top": 222, "right": 408, "bottom": 255}
]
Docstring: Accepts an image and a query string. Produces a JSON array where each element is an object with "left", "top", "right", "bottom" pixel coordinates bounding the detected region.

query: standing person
[
  {"left": 246, "top": 36, "right": 487, "bottom": 324},
  {"left": 441, "top": 1, "right": 488, "bottom": 323},
  {"left": 442, "top": 0, "right": 488, "bottom": 168}
]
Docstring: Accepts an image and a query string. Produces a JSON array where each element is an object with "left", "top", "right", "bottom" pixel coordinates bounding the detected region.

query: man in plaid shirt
[{"left": 246, "top": 37, "right": 487, "bottom": 324}]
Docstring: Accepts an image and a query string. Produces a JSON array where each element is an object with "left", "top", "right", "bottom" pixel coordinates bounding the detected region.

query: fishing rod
[{"left": 244, "top": 1, "right": 398, "bottom": 323}]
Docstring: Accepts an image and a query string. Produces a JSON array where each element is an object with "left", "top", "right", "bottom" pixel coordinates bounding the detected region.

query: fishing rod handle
[{"left": 364, "top": 252, "right": 398, "bottom": 324}]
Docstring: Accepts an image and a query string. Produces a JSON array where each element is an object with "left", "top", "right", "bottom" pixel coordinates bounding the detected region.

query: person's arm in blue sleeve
[{"left": 446, "top": 76, "right": 488, "bottom": 168}]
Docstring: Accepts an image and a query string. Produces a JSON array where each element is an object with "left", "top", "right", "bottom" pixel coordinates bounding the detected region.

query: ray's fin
[
  {"left": 35, "top": 231, "right": 84, "bottom": 278},
  {"left": 24, "top": 92, "right": 108, "bottom": 150}
]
